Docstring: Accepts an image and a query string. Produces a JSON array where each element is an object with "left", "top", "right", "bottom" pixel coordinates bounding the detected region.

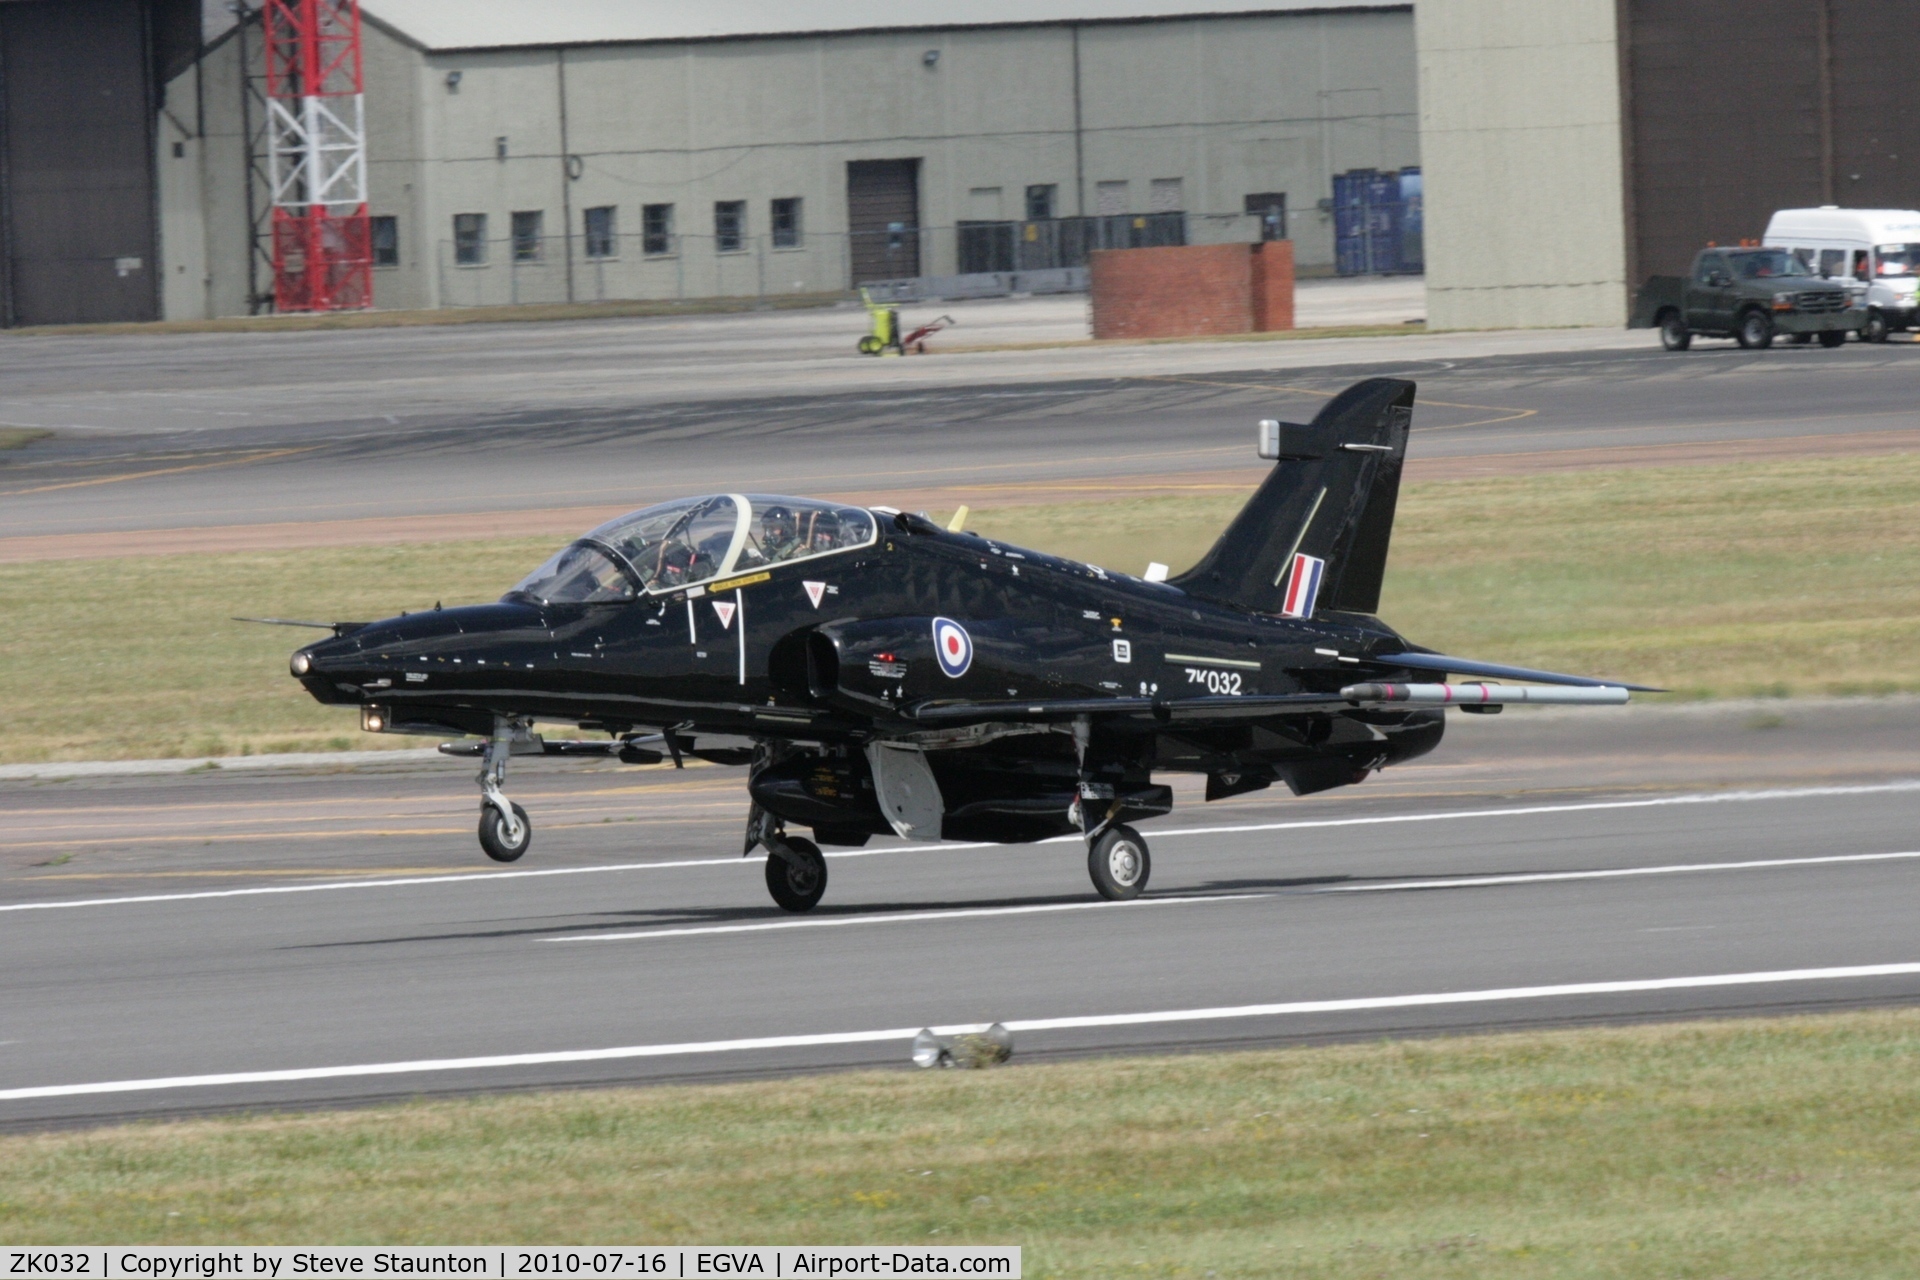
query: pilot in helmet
[
  {"left": 810, "top": 510, "right": 843, "bottom": 552},
  {"left": 762, "top": 505, "right": 797, "bottom": 560}
]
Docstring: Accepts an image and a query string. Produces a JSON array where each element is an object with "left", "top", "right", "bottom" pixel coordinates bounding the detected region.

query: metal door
[
  {"left": 0, "top": 0, "right": 161, "bottom": 325},
  {"left": 847, "top": 158, "right": 920, "bottom": 287}
]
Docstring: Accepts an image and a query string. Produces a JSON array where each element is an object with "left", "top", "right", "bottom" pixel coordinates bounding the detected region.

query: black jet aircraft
[{"left": 280, "top": 378, "right": 1649, "bottom": 912}]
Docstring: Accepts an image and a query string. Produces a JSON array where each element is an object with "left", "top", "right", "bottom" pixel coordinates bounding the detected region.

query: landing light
[
  {"left": 362, "top": 706, "right": 388, "bottom": 733},
  {"left": 290, "top": 651, "right": 312, "bottom": 675}
]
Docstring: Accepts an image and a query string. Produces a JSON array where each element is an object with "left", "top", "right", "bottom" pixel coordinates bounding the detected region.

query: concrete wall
[
  {"left": 167, "top": 7, "right": 1418, "bottom": 316},
  {"left": 1415, "top": 0, "right": 1629, "bottom": 329},
  {"left": 403, "top": 9, "right": 1416, "bottom": 308}
]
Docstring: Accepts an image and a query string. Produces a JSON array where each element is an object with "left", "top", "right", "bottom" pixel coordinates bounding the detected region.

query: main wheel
[
  {"left": 1657, "top": 310, "right": 1691, "bottom": 351},
  {"left": 1819, "top": 329, "right": 1847, "bottom": 348},
  {"left": 766, "top": 836, "right": 827, "bottom": 912},
  {"left": 1088, "top": 825, "right": 1151, "bottom": 901},
  {"left": 1862, "top": 308, "right": 1891, "bottom": 343},
  {"left": 1735, "top": 309, "right": 1774, "bottom": 349},
  {"left": 856, "top": 335, "right": 884, "bottom": 355},
  {"left": 478, "top": 802, "right": 531, "bottom": 862}
]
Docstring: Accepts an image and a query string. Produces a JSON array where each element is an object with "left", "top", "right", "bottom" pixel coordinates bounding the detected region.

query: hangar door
[
  {"left": 0, "top": 0, "right": 160, "bottom": 325},
  {"left": 1624, "top": 0, "right": 1920, "bottom": 283},
  {"left": 847, "top": 159, "right": 920, "bottom": 287}
]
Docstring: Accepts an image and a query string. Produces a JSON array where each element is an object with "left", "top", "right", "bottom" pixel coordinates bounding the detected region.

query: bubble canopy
[{"left": 507, "top": 494, "right": 880, "bottom": 605}]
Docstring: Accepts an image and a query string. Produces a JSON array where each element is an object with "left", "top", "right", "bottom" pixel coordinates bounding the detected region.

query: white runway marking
[
  {"left": 4, "top": 779, "right": 1916, "bottom": 914},
  {"left": 552, "top": 892, "right": 1265, "bottom": 943},
  {"left": 1317, "top": 849, "right": 1920, "bottom": 894},
  {"left": 5, "top": 962, "right": 1918, "bottom": 1102}
]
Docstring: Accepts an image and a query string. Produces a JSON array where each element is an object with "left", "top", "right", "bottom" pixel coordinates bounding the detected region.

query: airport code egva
[{"left": 3, "top": 1252, "right": 1018, "bottom": 1280}]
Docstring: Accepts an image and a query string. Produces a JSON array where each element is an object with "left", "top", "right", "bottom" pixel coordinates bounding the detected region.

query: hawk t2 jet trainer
[{"left": 282, "top": 378, "right": 1650, "bottom": 912}]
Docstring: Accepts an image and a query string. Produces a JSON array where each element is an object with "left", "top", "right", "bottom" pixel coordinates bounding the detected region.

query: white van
[{"left": 1764, "top": 207, "right": 1920, "bottom": 341}]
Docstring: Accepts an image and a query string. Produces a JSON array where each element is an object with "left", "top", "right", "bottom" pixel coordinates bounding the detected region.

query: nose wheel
[
  {"left": 475, "top": 717, "right": 533, "bottom": 863},
  {"left": 479, "top": 801, "right": 531, "bottom": 862}
]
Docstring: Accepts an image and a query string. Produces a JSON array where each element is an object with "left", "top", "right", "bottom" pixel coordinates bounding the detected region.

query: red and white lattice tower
[{"left": 263, "top": 0, "right": 371, "bottom": 311}]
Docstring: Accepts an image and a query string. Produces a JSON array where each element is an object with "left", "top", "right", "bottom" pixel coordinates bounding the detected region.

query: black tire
[
  {"left": 1735, "top": 309, "right": 1774, "bottom": 349},
  {"left": 1862, "top": 308, "right": 1891, "bottom": 343},
  {"left": 856, "top": 335, "right": 884, "bottom": 356},
  {"left": 1088, "top": 824, "right": 1151, "bottom": 901},
  {"left": 1657, "top": 310, "right": 1691, "bottom": 351},
  {"left": 766, "top": 836, "right": 827, "bottom": 912},
  {"left": 1819, "top": 329, "right": 1847, "bottom": 348},
  {"left": 478, "top": 802, "right": 531, "bottom": 862}
]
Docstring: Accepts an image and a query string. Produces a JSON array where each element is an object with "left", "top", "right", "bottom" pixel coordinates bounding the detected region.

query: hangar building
[
  {"left": 154, "top": 0, "right": 1420, "bottom": 318},
  {"left": 1420, "top": 0, "right": 1920, "bottom": 328},
  {"left": 8, "top": 1, "right": 1918, "bottom": 328}
]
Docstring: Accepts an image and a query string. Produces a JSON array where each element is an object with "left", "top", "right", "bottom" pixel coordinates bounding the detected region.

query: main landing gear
[
  {"left": 476, "top": 718, "right": 533, "bottom": 862},
  {"left": 746, "top": 803, "right": 827, "bottom": 912},
  {"left": 1071, "top": 715, "right": 1152, "bottom": 901}
]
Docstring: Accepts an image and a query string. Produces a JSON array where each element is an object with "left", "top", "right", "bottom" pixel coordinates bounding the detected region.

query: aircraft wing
[
  {"left": 1368, "top": 651, "right": 1662, "bottom": 692},
  {"left": 906, "top": 692, "right": 1358, "bottom": 726}
]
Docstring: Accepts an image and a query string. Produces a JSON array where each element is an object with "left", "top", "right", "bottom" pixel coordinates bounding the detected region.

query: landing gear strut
[
  {"left": 1070, "top": 714, "right": 1152, "bottom": 900},
  {"left": 476, "top": 717, "right": 533, "bottom": 862},
  {"left": 746, "top": 802, "right": 827, "bottom": 912}
]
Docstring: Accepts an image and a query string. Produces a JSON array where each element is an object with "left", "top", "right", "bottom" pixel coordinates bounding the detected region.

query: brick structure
[
  {"left": 1251, "top": 239, "right": 1296, "bottom": 332},
  {"left": 1089, "top": 242, "right": 1295, "bottom": 340}
]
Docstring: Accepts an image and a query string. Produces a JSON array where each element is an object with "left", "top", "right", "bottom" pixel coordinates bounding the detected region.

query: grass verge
[
  {"left": 0, "top": 427, "right": 53, "bottom": 450},
  {"left": 6, "top": 452, "right": 1920, "bottom": 762},
  {"left": 4, "top": 1011, "right": 1920, "bottom": 1275}
]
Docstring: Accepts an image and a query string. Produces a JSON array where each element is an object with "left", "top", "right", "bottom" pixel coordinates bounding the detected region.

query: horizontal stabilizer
[{"left": 1371, "top": 651, "right": 1662, "bottom": 692}]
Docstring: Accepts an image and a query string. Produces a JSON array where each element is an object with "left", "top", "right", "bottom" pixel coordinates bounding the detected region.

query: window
[
  {"left": 714, "top": 200, "right": 746, "bottom": 253},
  {"left": 1874, "top": 243, "right": 1920, "bottom": 275},
  {"left": 1149, "top": 178, "right": 1184, "bottom": 213},
  {"left": 642, "top": 203, "right": 674, "bottom": 255},
  {"left": 1693, "top": 253, "right": 1726, "bottom": 285},
  {"left": 511, "top": 211, "right": 544, "bottom": 262},
  {"left": 371, "top": 215, "right": 399, "bottom": 267},
  {"left": 1095, "top": 181, "right": 1129, "bottom": 216},
  {"left": 1244, "top": 192, "right": 1287, "bottom": 241},
  {"left": 1818, "top": 248, "right": 1846, "bottom": 278},
  {"left": 770, "top": 197, "right": 802, "bottom": 249},
  {"left": 736, "top": 496, "right": 878, "bottom": 570},
  {"left": 1024, "top": 184, "right": 1056, "bottom": 221},
  {"left": 584, "top": 205, "right": 616, "bottom": 258},
  {"left": 453, "top": 213, "right": 487, "bottom": 265}
]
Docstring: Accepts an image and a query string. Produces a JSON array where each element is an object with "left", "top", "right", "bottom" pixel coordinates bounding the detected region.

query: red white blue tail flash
[{"left": 1280, "top": 553, "right": 1325, "bottom": 619}]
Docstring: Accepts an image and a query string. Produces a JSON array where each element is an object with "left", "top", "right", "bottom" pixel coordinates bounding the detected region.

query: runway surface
[
  {"left": 5, "top": 309, "right": 1917, "bottom": 560},
  {"left": 3, "top": 698, "right": 1917, "bottom": 1127}
]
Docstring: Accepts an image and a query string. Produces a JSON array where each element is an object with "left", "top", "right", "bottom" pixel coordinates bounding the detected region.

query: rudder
[{"left": 1169, "top": 377, "right": 1413, "bottom": 617}]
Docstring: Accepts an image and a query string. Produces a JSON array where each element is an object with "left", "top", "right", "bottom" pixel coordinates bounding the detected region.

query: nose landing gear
[{"left": 476, "top": 717, "right": 534, "bottom": 862}]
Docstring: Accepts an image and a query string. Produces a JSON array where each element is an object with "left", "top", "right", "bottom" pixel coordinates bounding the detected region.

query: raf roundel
[{"left": 931, "top": 617, "right": 973, "bottom": 678}]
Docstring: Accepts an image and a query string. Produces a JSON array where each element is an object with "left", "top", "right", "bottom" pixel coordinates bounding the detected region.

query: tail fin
[{"left": 1169, "top": 377, "right": 1413, "bottom": 617}]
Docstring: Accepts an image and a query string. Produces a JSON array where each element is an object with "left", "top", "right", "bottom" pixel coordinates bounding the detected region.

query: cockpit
[{"left": 506, "top": 494, "right": 879, "bottom": 605}]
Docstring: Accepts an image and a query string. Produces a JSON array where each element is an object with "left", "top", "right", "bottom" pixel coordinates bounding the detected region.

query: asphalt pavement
[
  {"left": 3, "top": 301, "right": 1919, "bottom": 1126},
  {"left": 3, "top": 698, "right": 1917, "bottom": 1127},
  {"left": 2, "top": 312, "right": 1917, "bottom": 560}
]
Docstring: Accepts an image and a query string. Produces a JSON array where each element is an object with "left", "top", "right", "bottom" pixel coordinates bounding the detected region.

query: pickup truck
[{"left": 1631, "top": 247, "right": 1863, "bottom": 350}]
